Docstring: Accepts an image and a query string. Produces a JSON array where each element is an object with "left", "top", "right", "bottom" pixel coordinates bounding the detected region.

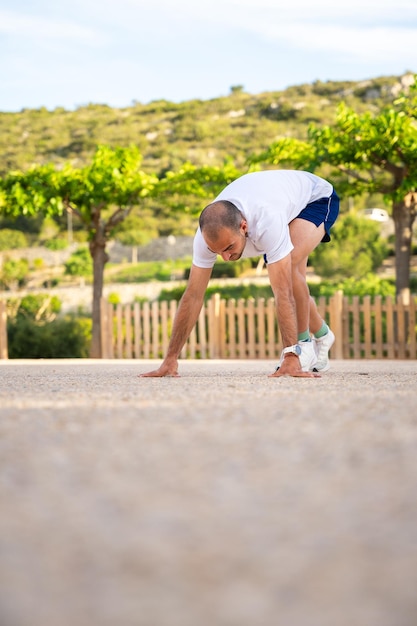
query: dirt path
[{"left": 1, "top": 359, "right": 416, "bottom": 626}]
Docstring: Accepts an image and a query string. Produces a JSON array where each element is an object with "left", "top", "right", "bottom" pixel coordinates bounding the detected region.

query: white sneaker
[
  {"left": 312, "top": 329, "right": 335, "bottom": 372},
  {"left": 275, "top": 341, "right": 318, "bottom": 372}
]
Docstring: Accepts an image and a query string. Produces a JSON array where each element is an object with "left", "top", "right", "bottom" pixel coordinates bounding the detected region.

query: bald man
[{"left": 141, "top": 170, "right": 339, "bottom": 378}]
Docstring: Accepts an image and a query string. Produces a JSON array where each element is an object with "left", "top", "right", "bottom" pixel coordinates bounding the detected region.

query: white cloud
[
  {"left": 277, "top": 24, "right": 417, "bottom": 62},
  {"left": 116, "top": 0, "right": 417, "bottom": 23},
  {"left": 0, "top": 0, "right": 415, "bottom": 111},
  {"left": 0, "top": 8, "right": 105, "bottom": 44}
]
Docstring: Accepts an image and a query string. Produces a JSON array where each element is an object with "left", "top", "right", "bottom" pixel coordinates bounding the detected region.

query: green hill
[{"left": 1, "top": 73, "right": 411, "bottom": 177}]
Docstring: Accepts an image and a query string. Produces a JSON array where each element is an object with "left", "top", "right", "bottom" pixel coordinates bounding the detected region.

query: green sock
[
  {"left": 314, "top": 322, "right": 329, "bottom": 339},
  {"left": 298, "top": 330, "right": 311, "bottom": 342}
]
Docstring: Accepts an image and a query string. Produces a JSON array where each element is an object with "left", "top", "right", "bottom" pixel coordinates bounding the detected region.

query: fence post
[
  {"left": 329, "top": 290, "right": 344, "bottom": 359},
  {"left": 0, "top": 301, "right": 8, "bottom": 360},
  {"left": 100, "top": 298, "right": 109, "bottom": 359},
  {"left": 208, "top": 293, "right": 221, "bottom": 358}
]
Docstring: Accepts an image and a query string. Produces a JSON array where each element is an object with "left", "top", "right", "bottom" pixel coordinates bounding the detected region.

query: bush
[
  {"left": 112, "top": 212, "right": 159, "bottom": 246},
  {"left": 308, "top": 274, "right": 396, "bottom": 301},
  {"left": 64, "top": 247, "right": 92, "bottom": 277},
  {"left": 0, "top": 229, "right": 28, "bottom": 250},
  {"left": 183, "top": 258, "right": 253, "bottom": 279},
  {"left": 108, "top": 259, "right": 191, "bottom": 283},
  {"left": 7, "top": 315, "right": 91, "bottom": 358},
  {"left": 13, "top": 293, "right": 61, "bottom": 321},
  {"left": 158, "top": 275, "right": 396, "bottom": 303},
  {"left": 108, "top": 292, "right": 121, "bottom": 305},
  {"left": 158, "top": 283, "right": 273, "bottom": 303},
  {"left": 309, "top": 214, "right": 388, "bottom": 279},
  {"left": 0, "top": 257, "right": 30, "bottom": 289},
  {"left": 44, "top": 238, "right": 68, "bottom": 250}
]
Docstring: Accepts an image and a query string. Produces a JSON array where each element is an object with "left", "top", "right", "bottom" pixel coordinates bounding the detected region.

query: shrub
[
  {"left": 0, "top": 257, "right": 30, "bottom": 290},
  {"left": 309, "top": 214, "right": 388, "bottom": 279},
  {"left": 108, "top": 259, "right": 191, "bottom": 283},
  {"left": 7, "top": 315, "right": 91, "bottom": 358},
  {"left": 108, "top": 292, "right": 121, "bottom": 305},
  {"left": 158, "top": 275, "right": 396, "bottom": 303},
  {"left": 183, "top": 258, "right": 252, "bottom": 279},
  {"left": 0, "top": 229, "right": 28, "bottom": 250},
  {"left": 308, "top": 274, "right": 396, "bottom": 301},
  {"left": 158, "top": 283, "right": 273, "bottom": 303},
  {"left": 44, "top": 238, "right": 68, "bottom": 250},
  {"left": 64, "top": 247, "right": 92, "bottom": 277},
  {"left": 13, "top": 293, "right": 62, "bottom": 321}
]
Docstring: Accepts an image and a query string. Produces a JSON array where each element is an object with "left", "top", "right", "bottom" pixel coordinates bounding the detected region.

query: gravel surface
[{"left": 1, "top": 359, "right": 417, "bottom": 626}]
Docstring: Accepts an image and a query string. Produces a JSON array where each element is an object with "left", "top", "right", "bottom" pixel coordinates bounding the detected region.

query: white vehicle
[{"left": 359, "top": 208, "right": 390, "bottom": 222}]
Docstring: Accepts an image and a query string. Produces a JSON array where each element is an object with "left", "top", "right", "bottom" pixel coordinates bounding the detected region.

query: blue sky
[{"left": 1, "top": 0, "right": 416, "bottom": 112}]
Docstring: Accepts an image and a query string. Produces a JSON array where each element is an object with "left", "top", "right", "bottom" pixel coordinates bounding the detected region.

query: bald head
[{"left": 199, "top": 201, "right": 243, "bottom": 241}]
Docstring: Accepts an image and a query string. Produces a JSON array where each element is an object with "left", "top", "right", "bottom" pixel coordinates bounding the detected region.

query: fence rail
[{"left": 100, "top": 292, "right": 417, "bottom": 361}]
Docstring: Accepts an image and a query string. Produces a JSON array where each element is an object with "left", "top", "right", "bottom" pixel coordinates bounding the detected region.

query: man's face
[{"left": 203, "top": 220, "right": 248, "bottom": 262}]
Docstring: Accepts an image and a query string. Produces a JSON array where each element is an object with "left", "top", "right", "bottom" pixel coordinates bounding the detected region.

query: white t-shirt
[{"left": 192, "top": 170, "right": 333, "bottom": 268}]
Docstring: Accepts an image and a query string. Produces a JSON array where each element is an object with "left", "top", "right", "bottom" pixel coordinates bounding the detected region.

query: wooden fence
[{"left": 100, "top": 292, "right": 417, "bottom": 361}]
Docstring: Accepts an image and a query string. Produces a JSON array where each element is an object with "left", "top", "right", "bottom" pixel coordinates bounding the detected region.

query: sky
[{"left": 1, "top": 0, "right": 416, "bottom": 112}]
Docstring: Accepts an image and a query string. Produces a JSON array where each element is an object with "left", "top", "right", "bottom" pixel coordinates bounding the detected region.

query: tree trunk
[
  {"left": 392, "top": 193, "right": 416, "bottom": 301},
  {"left": 89, "top": 233, "right": 109, "bottom": 358}
]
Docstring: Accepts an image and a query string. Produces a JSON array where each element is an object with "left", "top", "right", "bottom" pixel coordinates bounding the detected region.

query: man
[{"left": 141, "top": 169, "right": 339, "bottom": 378}]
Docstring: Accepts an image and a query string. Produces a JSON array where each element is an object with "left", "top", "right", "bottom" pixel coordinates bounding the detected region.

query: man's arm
[
  {"left": 267, "top": 255, "right": 316, "bottom": 378},
  {"left": 140, "top": 264, "right": 212, "bottom": 377}
]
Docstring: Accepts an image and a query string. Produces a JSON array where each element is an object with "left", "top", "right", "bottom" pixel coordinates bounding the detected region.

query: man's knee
[{"left": 291, "top": 257, "right": 309, "bottom": 283}]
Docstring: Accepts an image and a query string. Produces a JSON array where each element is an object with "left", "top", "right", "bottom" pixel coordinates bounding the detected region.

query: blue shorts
[
  {"left": 263, "top": 190, "right": 339, "bottom": 264},
  {"left": 297, "top": 190, "right": 340, "bottom": 243}
]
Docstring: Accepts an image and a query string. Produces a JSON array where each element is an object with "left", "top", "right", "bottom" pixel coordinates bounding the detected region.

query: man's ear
[{"left": 241, "top": 219, "right": 248, "bottom": 234}]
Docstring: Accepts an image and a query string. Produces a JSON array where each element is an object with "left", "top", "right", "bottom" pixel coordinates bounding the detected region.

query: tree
[
  {"left": 0, "top": 152, "right": 241, "bottom": 357},
  {"left": 250, "top": 76, "right": 417, "bottom": 298},
  {"left": 0, "top": 145, "right": 157, "bottom": 356}
]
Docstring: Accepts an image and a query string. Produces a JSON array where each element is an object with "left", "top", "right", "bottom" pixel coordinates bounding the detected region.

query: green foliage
[
  {"left": 308, "top": 275, "right": 396, "bottom": 301},
  {"left": 158, "top": 282, "right": 273, "bottom": 303},
  {"left": 6, "top": 294, "right": 89, "bottom": 358},
  {"left": 10, "top": 294, "right": 61, "bottom": 321},
  {"left": 7, "top": 315, "right": 91, "bottom": 358},
  {"left": 107, "top": 292, "right": 121, "bottom": 305},
  {"left": 155, "top": 285, "right": 185, "bottom": 301},
  {"left": 107, "top": 258, "right": 191, "bottom": 283},
  {"left": 39, "top": 215, "right": 60, "bottom": 241},
  {"left": 112, "top": 210, "right": 159, "bottom": 245},
  {"left": 44, "top": 237, "right": 68, "bottom": 250},
  {"left": 0, "top": 257, "right": 30, "bottom": 289},
  {"left": 158, "top": 274, "right": 396, "bottom": 304},
  {"left": 0, "top": 228, "right": 28, "bottom": 250},
  {"left": 0, "top": 164, "right": 64, "bottom": 217},
  {"left": 306, "top": 96, "right": 417, "bottom": 199},
  {"left": 0, "top": 74, "right": 404, "bottom": 178},
  {"left": 32, "top": 258, "right": 44, "bottom": 270},
  {"left": 64, "top": 247, "right": 92, "bottom": 277},
  {"left": 206, "top": 283, "right": 272, "bottom": 300},
  {"left": 183, "top": 258, "right": 253, "bottom": 279},
  {"left": 309, "top": 214, "right": 388, "bottom": 279}
]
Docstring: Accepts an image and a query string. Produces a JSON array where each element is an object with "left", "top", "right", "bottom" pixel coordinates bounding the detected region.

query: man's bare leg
[{"left": 289, "top": 218, "right": 326, "bottom": 335}]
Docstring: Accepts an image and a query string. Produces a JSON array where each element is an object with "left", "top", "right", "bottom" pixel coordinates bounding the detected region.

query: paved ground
[{"left": 1, "top": 359, "right": 416, "bottom": 626}]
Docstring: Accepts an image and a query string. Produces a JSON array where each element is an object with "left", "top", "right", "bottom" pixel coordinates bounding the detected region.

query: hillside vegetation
[{"left": 1, "top": 74, "right": 410, "bottom": 178}]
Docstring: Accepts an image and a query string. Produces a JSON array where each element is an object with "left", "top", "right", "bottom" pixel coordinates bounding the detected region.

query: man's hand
[
  {"left": 268, "top": 355, "right": 320, "bottom": 378},
  {"left": 139, "top": 358, "right": 179, "bottom": 378}
]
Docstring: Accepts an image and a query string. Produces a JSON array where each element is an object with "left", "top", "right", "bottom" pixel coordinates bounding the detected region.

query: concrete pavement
[{"left": 1, "top": 359, "right": 416, "bottom": 626}]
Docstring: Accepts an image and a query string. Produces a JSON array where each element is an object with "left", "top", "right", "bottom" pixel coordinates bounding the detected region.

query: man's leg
[
  {"left": 289, "top": 217, "right": 335, "bottom": 371},
  {"left": 289, "top": 218, "right": 325, "bottom": 335}
]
